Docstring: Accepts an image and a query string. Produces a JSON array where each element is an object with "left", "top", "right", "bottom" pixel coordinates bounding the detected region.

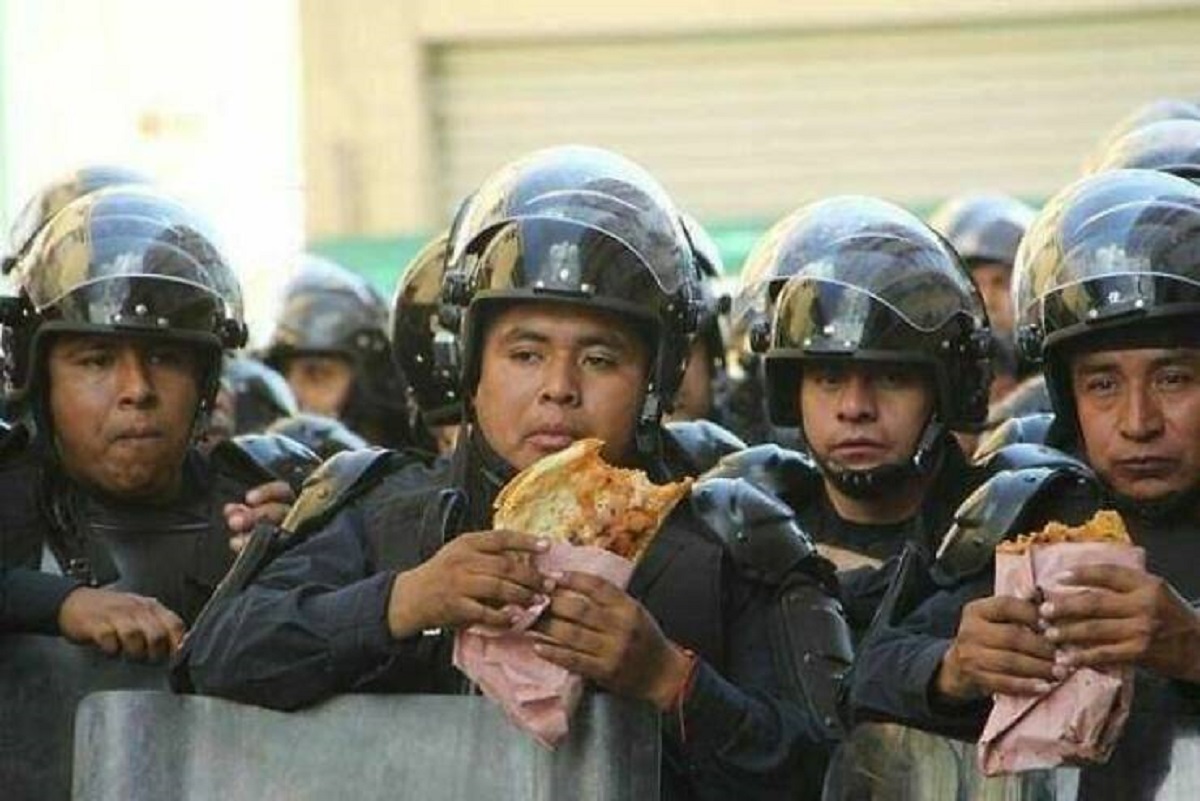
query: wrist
[
  {"left": 933, "top": 643, "right": 977, "bottom": 702},
  {"left": 648, "top": 643, "right": 697, "bottom": 712},
  {"left": 386, "top": 570, "right": 425, "bottom": 640}
]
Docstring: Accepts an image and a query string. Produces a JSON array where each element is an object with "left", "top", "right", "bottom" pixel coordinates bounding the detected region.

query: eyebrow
[
  {"left": 1075, "top": 350, "right": 1200, "bottom": 373},
  {"left": 499, "top": 326, "right": 633, "bottom": 351}
]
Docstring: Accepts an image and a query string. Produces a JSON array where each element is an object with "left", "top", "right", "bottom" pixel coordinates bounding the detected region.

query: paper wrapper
[
  {"left": 452, "top": 542, "right": 634, "bottom": 748},
  {"left": 978, "top": 542, "right": 1146, "bottom": 775}
]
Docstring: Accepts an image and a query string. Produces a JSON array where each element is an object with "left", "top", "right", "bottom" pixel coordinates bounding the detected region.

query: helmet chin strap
[{"left": 812, "top": 417, "right": 946, "bottom": 501}]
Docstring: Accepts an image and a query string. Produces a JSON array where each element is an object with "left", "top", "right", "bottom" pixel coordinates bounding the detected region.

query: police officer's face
[
  {"left": 285, "top": 355, "right": 354, "bottom": 417},
  {"left": 970, "top": 261, "right": 1014, "bottom": 335},
  {"left": 799, "top": 361, "right": 935, "bottom": 472},
  {"left": 48, "top": 335, "right": 202, "bottom": 499},
  {"left": 1072, "top": 347, "right": 1200, "bottom": 503},
  {"left": 667, "top": 340, "right": 714, "bottom": 423},
  {"left": 473, "top": 303, "right": 649, "bottom": 471}
]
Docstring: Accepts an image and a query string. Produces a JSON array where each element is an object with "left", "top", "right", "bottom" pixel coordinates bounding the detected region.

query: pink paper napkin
[
  {"left": 978, "top": 542, "right": 1145, "bottom": 775},
  {"left": 453, "top": 542, "right": 635, "bottom": 748}
]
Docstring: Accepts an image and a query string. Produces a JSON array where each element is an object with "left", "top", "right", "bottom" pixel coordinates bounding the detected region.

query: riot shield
[
  {"left": 73, "top": 691, "right": 660, "bottom": 801},
  {"left": 0, "top": 634, "right": 167, "bottom": 800}
]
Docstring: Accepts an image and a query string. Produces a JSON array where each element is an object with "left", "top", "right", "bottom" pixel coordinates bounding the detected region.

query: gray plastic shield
[
  {"left": 73, "top": 691, "right": 660, "bottom": 801},
  {"left": 0, "top": 635, "right": 167, "bottom": 801}
]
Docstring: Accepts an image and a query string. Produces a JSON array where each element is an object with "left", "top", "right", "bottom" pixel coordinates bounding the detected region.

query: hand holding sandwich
[
  {"left": 1040, "top": 565, "right": 1200, "bottom": 683},
  {"left": 388, "top": 530, "right": 553, "bottom": 638},
  {"left": 532, "top": 571, "right": 695, "bottom": 711}
]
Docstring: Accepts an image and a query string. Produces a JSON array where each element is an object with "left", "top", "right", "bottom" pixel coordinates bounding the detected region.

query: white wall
[{"left": 0, "top": 0, "right": 304, "bottom": 342}]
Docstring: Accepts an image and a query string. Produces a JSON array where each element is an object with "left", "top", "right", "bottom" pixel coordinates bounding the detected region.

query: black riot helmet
[
  {"left": 1085, "top": 98, "right": 1200, "bottom": 172},
  {"left": 222, "top": 354, "right": 299, "bottom": 433},
  {"left": 1013, "top": 169, "right": 1200, "bottom": 439},
  {"left": 263, "top": 254, "right": 391, "bottom": 368},
  {"left": 3, "top": 165, "right": 152, "bottom": 276},
  {"left": 1089, "top": 119, "right": 1200, "bottom": 182},
  {"left": 680, "top": 212, "right": 730, "bottom": 374},
  {"left": 928, "top": 193, "right": 1036, "bottom": 269},
  {"left": 445, "top": 145, "right": 703, "bottom": 454},
  {"left": 390, "top": 231, "right": 463, "bottom": 426},
  {"left": 756, "top": 196, "right": 992, "bottom": 495},
  {"left": 1, "top": 185, "right": 246, "bottom": 422}
]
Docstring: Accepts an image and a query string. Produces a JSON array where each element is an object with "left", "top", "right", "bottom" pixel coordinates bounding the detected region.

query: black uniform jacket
[{"left": 180, "top": 433, "right": 837, "bottom": 800}]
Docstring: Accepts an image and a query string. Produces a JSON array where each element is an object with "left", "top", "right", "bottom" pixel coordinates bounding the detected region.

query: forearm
[{"left": 0, "top": 567, "right": 81, "bottom": 634}]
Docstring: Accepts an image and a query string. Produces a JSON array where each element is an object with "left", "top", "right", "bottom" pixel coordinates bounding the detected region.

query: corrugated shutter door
[{"left": 430, "top": 10, "right": 1200, "bottom": 227}]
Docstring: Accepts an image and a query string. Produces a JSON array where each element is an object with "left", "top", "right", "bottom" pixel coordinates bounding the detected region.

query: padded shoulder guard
[
  {"left": 663, "top": 419, "right": 747, "bottom": 474},
  {"left": 281, "top": 447, "right": 398, "bottom": 536},
  {"left": 700, "top": 443, "right": 822, "bottom": 505},
  {"left": 933, "top": 462, "right": 1100, "bottom": 585},
  {"left": 692, "top": 476, "right": 852, "bottom": 738},
  {"left": 973, "top": 425, "right": 1060, "bottom": 469},
  {"left": 690, "top": 476, "right": 818, "bottom": 584},
  {"left": 212, "top": 433, "right": 323, "bottom": 494}
]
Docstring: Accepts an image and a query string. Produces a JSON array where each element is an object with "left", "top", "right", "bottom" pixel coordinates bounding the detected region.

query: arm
[
  {"left": 1, "top": 566, "right": 80, "bottom": 634},
  {"left": 179, "top": 503, "right": 413, "bottom": 710},
  {"left": 850, "top": 576, "right": 995, "bottom": 741}
]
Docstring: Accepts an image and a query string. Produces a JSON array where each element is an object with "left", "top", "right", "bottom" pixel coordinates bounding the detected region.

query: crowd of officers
[{"left": 1, "top": 96, "right": 1199, "bottom": 800}]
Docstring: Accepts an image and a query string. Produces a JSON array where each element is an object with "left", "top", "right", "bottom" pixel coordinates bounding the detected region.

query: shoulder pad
[
  {"left": 212, "top": 433, "right": 323, "bottom": 493},
  {"left": 281, "top": 447, "right": 397, "bottom": 535},
  {"left": 700, "top": 443, "right": 821, "bottom": 503},
  {"left": 974, "top": 440, "right": 1085, "bottom": 475},
  {"left": 691, "top": 476, "right": 818, "bottom": 585},
  {"left": 933, "top": 464, "right": 1100, "bottom": 584},
  {"left": 664, "top": 419, "right": 746, "bottom": 473},
  {"left": 973, "top": 414, "right": 1056, "bottom": 463}
]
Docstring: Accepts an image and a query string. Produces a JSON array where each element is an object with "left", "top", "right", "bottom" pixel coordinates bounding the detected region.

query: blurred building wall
[{"left": 308, "top": 1, "right": 1200, "bottom": 283}]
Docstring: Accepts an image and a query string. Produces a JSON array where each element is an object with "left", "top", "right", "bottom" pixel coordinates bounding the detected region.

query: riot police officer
[
  {"left": 263, "top": 254, "right": 429, "bottom": 452},
  {"left": 390, "top": 230, "right": 463, "bottom": 457},
  {"left": 0, "top": 185, "right": 301, "bottom": 631},
  {"left": 851, "top": 169, "right": 1200, "bottom": 794},
  {"left": 709, "top": 196, "right": 994, "bottom": 634},
  {"left": 177, "top": 146, "right": 849, "bottom": 800}
]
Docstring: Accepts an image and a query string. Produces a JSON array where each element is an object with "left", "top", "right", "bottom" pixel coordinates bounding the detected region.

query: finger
[
  {"left": 455, "top": 598, "right": 518, "bottom": 629},
  {"left": 246, "top": 481, "right": 295, "bottom": 506},
  {"left": 975, "top": 596, "right": 1042, "bottom": 628},
  {"left": 969, "top": 622, "right": 1056, "bottom": 660},
  {"left": 460, "top": 574, "right": 542, "bottom": 609},
  {"left": 248, "top": 502, "right": 290, "bottom": 526},
  {"left": 535, "top": 618, "right": 609, "bottom": 657},
  {"left": 1060, "top": 641, "right": 1142, "bottom": 669},
  {"left": 113, "top": 621, "right": 150, "bottom": 661},
  {"left": 1045, "top": 618, "right": 1141, "bottom": 647},
  {"left": 532, "top": 641, "right": 606, "bottom": 683},
  {"left": 137, "top": 612, "right": 173, "bottom": 663},
  {"left": 1040, "top": 589, "right": 1132, "bottom": 623},
  {"left": 1059, "top": 565, "right": 1145, "bottom": 593},
  {"left": 546, "top": 589, "right": 612, "bottom": 632},
  {"left": 974, "top": 669, "right": 1055, "bottom": 697},
  {"left": 153, "top": 606, "right": 187, "bottom": 651},
  {"left": 466, "top": 553, "right": 551, "bottom": 592},
  {"left": 467, "top": 530, "right": 551, "bottom": 555},
  {"left": 229, "top": 534, "right": 249, "bottom": 554},
  {"left": 556, "top": 571, "right": 623, "bottom": 603},
  {"left": 972, "top": 645, "right": 1058, "bottom": 681},
  {"left": 93, "top": 626, "right": 122, "bottom": 656}
]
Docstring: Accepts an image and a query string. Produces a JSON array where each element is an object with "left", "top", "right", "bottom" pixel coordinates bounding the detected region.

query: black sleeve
[
  {"left": 178, "top": 502, "right": 422, "bottom": 710},
  {"left": 849, "top": 573, "right": 993, "bottom": 741},
  {"left": 663, "top": 578, "right": 834, "bottom": 800},
  {"left": 0, "top": 566, "right": 81, "bottom": 634}
]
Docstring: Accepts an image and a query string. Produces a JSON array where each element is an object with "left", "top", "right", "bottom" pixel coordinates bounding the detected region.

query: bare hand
[
  {"left": 57, "top": 587, "right": 185, "bottom": 662},
  {"left": 1041, "top": 565, "right": 1200, "bottom": 682},
  {"left": 225, "top": 480, "right": 296, "bottom": 553},
  {"left": 937, "top": 595, "right": 1057, "bottom": 701},
  {"left": 387, "top": 530, "right": 552, "bottom": 639},
  {"left": 532, "top": 572, "right": 693, "bottom": 710}
]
